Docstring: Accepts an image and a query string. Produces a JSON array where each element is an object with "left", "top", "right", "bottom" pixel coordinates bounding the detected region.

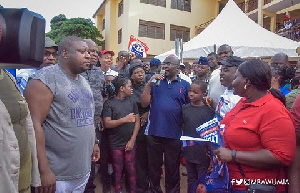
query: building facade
[
  {"left": 93, "top": 0, "right": 219, "bottom": 58},
  {"left": 93, "top": 0, "right": 300, "bottom": 58},
  {"left": 230, "top": 0, "right": 300, "bottom": 32}
]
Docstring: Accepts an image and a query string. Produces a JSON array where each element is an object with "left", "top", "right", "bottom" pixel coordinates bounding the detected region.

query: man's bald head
[
  {"left": 58, "top": 36, "right": 85, "bottom": 54},
  {"left": 163, "top": 55, "right": 180, "bottom": 66},
  {"left": 162, "top": 55, "right": 180, "bottom": 80},
  {"left": 84, "top": 39, "right": 97, "bottom": 47},
  {"left": 271, "top": 52, "right": 290, "bottom": 68},
  {"left": 84, "top": 39, "right": 98, "bottom": 66},
  {"left": 130, "top": 58, "right": 143, "bottom": 65}
]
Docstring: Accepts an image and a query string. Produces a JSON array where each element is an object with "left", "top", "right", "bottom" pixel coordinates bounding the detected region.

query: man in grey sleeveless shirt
[{"left": 24, "top": 36, "right": 97, "bottom": 193}]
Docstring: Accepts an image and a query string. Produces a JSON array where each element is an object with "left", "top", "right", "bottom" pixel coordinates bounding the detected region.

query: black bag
[
  {"left": 235, "top": 161, "right": 276, "bottom": 193},
  {"left": 226, "top": 140, "right": 276, "bottom": 193},
  {"left": 246, "top": 183, "right": 276, "bottom": 193},
  {"left": 225, "top": 117, "right": 277, "bottom": 193}
]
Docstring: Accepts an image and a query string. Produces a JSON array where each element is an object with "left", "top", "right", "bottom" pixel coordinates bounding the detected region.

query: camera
[{"left": 0, "top": 8, "right": 45, "bottom": 68}]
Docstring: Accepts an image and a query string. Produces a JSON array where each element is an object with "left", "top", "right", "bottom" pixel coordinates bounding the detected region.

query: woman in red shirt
[{"left": 214, "top": 59, "right": 296, "bottom": 192}]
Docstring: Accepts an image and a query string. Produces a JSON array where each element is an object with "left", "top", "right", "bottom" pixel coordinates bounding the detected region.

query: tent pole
[
  {"left": 180, "top": 39, "right": 183, "bottom": 63},
  {"left": 175, "top": 38, "right": 179, "bottom": 57}
]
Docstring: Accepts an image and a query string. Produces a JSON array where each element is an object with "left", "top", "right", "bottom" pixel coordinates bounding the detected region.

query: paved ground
[{"left": 94, "top": 164, "right": 188, "bottom": 193}]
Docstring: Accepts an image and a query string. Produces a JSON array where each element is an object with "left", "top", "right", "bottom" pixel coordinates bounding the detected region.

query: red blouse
[
  {"left": 291, "top": 95, "right": 300, "bottom": 133},
  {"left": 222, "top": 93, "right": 295, "bottom": 191}
]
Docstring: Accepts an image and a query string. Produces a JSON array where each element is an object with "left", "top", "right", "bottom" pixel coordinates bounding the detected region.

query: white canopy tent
[{"left": 156, "top": 0, "right": 300, "bottom": 61}]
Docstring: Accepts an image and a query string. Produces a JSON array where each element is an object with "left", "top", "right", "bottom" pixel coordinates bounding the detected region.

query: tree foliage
[
  {"left": 50, "top": 14, "right": 67, "bottom": 26},
  {"left": 46, "top": 14, "right": 103, "bottom": 46}
]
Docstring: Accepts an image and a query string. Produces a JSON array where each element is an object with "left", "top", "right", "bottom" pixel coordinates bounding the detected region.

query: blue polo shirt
[{"left": 147, "top": 77, "right": 190, "bottom": 139}]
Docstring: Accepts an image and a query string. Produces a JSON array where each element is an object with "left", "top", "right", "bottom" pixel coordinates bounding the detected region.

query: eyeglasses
[
  {"left": 162, "top": 62, "right": 177, "bottom": 66},
  {"left": 44, "top": 51, "right": 58, "bottom": 58}
]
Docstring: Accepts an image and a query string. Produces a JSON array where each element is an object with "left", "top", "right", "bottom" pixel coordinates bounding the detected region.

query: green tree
[
  {"left": 46, "top": 14, "right": 103, "bottom": 46},
  {"left": 50, "top": 14, "right": 67, "bottom": 25}
]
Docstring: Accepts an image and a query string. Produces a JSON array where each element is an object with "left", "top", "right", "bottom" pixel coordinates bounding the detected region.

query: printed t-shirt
[
  {"left": 81, "top": 65, "right": 105, "bottom": 124},
  {"left": 216, "top": 89, "right": 241, "bottom": 119},
  {"left": 30, "top": 64, "right": 95, "bottom": 181}
]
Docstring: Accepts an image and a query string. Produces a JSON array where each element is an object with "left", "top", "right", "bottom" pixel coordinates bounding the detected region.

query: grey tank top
[{"left": 31, "top": 64, "right": 95, "bottom": 181}]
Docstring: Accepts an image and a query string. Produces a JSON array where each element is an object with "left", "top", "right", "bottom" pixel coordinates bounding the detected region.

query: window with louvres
[
  {"left": 138, "top": 20, "right": 165, "bottom": 39},
  {"left": 140, "top": 0, "right": 166, "bottom": 7}
]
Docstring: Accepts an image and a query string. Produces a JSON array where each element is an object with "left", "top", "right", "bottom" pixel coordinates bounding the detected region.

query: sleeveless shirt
[{"left": 31, "top": 64, "right": 95, "bottom": 180}]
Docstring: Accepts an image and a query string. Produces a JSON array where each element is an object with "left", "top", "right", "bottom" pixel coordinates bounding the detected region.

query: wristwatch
[
  {"left": 95, "top": 139, "right": 100, "bottom": 145},
  {"left": 232, "top": 150, "right": 237, "bottom": 162}
]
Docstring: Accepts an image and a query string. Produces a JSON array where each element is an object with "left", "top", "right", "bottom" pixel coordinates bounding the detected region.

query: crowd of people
[
  {"left": 1, "top": 35, "right": 300, "bottom": 193},
  {"left": 277, "top": 18, "right": 300, "bottom": 41}
]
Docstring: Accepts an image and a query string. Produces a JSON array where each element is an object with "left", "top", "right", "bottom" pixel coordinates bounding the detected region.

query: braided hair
[
  {"left": 106, "top": 75, "right": 130, "bottom": 99},
  {"left": 271, "top": 64, "right": 295, "bottom": 87}
]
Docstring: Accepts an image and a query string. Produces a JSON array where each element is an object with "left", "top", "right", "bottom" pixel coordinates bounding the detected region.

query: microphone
[{"left": 155, "top": 69, "right": 165, "bottom": 87}]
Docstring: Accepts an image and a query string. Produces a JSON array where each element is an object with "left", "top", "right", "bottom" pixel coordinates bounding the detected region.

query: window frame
[
  {"left": 140, "top": 0, "right": 166, "bottom": 7},
  {"left": 171, "top": 0, "right": 191, "bottom": 12},
  {"left": 118, "top": 28, "right": 122, "bottom": 44},
  {"left": 170, "top": 24, "right": 190, "bottom": 42},
  {"left": 102, "top": 19, "right": 105, "bottom": 30},
  {"left": 138, "top": 19, "right": 165, "bottom": 40},
  {"left": 118, "top": 0, "right": 124, "bottom": 17}
]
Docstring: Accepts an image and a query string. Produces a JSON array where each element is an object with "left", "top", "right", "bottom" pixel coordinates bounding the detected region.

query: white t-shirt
[
  {"left": 179, "top": 71, "right": 192, "bottom": 84},
  {"left": 104, "top": 68, "right": 118, "bottom": 76},
  {"left": 285, "top": 23, "right": 292, "bottom": 30}
]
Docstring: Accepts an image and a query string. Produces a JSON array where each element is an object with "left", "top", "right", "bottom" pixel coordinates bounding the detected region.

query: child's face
[
  {"left": 121, "top": 79, "right": 133, "bottom": 97},
  {"left": 105, "top": 75, "right": 115, "bottom": 86},
  {"left": 196, "top": 183, "right": 207, "bottom": 193},
  {"left": 188, "top": 84, "right": 204, "bottom": 103},
  {"left": 220, "top": 65, "right": 238, "bottom": 89}
]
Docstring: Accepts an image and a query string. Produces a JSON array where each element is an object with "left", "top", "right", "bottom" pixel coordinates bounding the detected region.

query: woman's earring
[{"left": 244, "top": 84, "right": 247, "bottom": 89}]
